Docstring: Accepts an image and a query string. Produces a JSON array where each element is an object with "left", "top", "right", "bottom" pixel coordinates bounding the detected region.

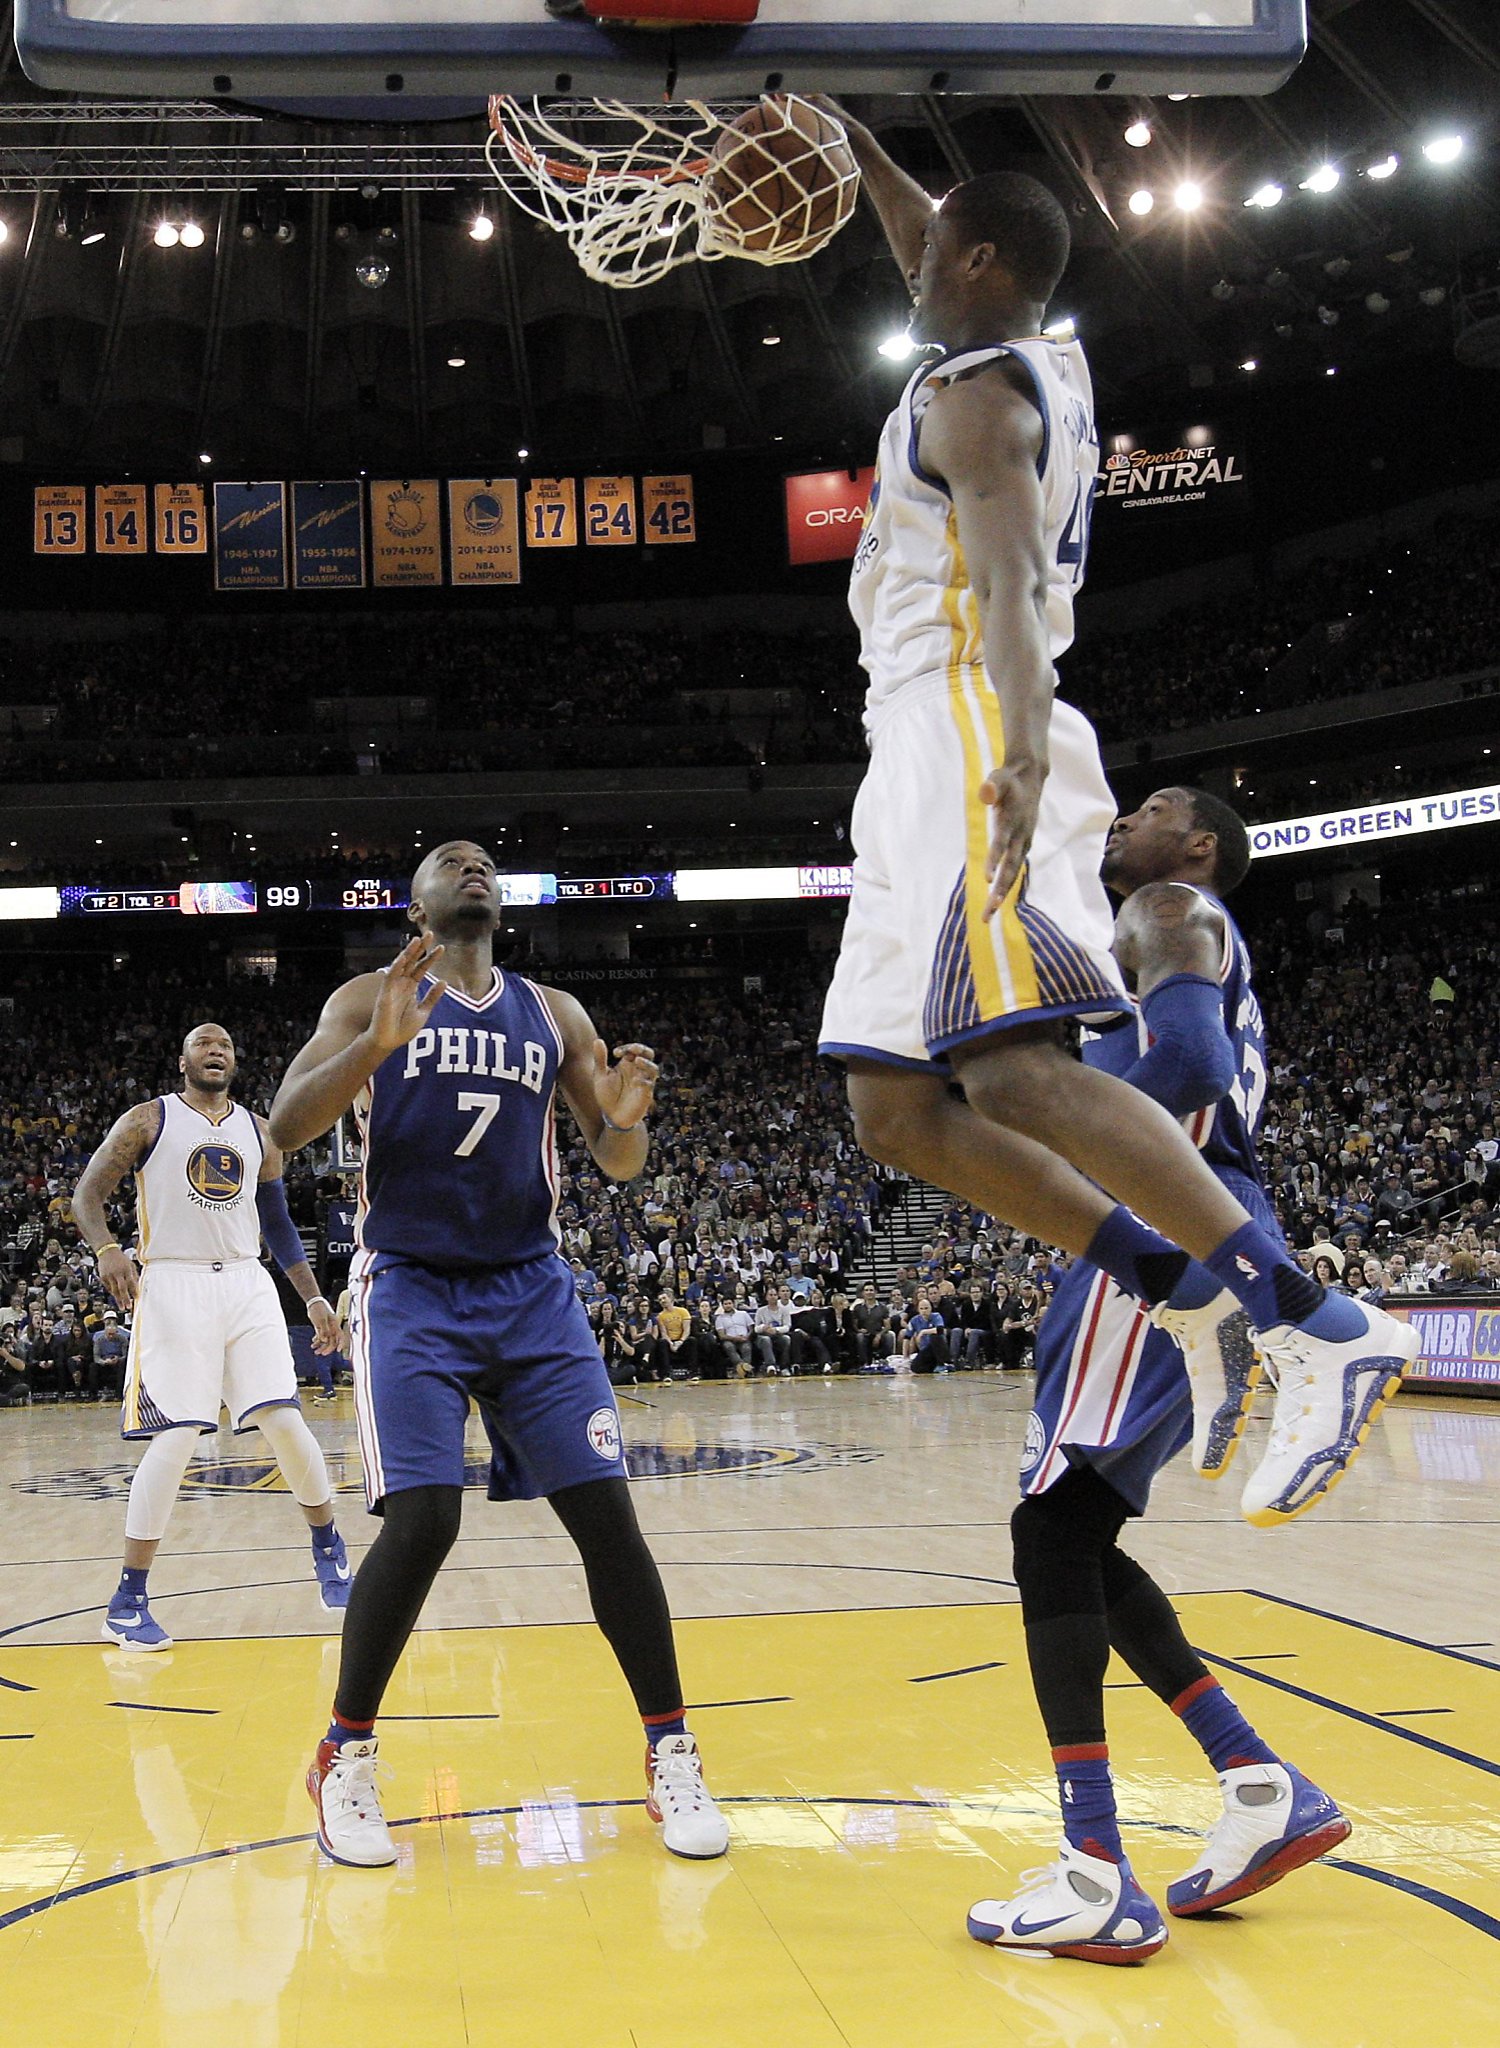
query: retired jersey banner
[
  {"left": 524, "top": 476, "right": 578, "bottom": 549},
  {"left": 583, "top": 475, "right": 638, "bottom": 546},
  {"left": 291, "top": 480, "right": 366, "bottom": 590},
  {"left": 1097, "top": 426, "right": 1249, "bottom": 519},
  {"left": 33, "top": 484, "right": 86, "bottom": 555},
  {"left": 642, "top": 474, "right": 696, "bottom": 545},
  {"left": 213, "top": 482, "right": 288, "bottom": 591},
  {"left": 94, "top": 483, "right": 148, "bottom": 555},
  {"left": 447, "top": 479, "right": 521, "bottom": 585},
  {"left": 370, "top": 479, "right": 442, "bottom": 587},
  {"left": 154, "top": 483, "right": 207, "bottom": 554},
  {"left": 785, "top": 465, "right": 876, "bottom": 565}
]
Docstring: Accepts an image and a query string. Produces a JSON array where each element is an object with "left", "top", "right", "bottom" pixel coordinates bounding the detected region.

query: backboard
[{"left": 16, "top": 3, "right": 1308, "bottom": 102}]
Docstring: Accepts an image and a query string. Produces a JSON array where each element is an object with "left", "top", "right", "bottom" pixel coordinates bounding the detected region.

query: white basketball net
[{"left": 486, "top": 94, "right": 860, "bottom": 289}]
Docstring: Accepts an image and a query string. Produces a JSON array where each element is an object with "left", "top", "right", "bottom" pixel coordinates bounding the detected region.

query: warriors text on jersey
[
  {"left": 353, "top": 967, "right": 565, "bottom": 1269},
  {"left": 1083, "top": 891, "right": 1268, "bottom": 1183},
  {"left": 851, "top": 335, "right": 1099, "bottom": 720},
  {"left": 135, "top": 1093, "right": 264, "bottom": 1262}
]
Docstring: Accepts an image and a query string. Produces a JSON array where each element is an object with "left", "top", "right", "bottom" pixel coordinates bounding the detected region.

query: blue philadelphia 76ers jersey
[
  {"left": 1083, "top": 890, "right": 1267, "bottom": 1185},
  {"left": 354, "top": 968, "right": 566, "bottom": 1269}
]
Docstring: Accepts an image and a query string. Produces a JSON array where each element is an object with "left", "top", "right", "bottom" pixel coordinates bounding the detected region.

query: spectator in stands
[
  {"left": 654, "top": 1291, "right": 697, "bottom": 1382},
  {"left": 713, "top": 1298, "right": 754, "bottom": 1378},
  {"left": 89, "top": 1309, "right": 128, "bottom": 1403}
]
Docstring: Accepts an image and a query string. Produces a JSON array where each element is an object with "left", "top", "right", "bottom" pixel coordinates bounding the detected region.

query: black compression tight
[{"left": 334, "top": 1477, "right": 683, "bottom": 1726}]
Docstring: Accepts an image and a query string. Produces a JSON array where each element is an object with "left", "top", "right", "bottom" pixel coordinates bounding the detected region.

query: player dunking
[
  {"left": 814, "top": 106, "right": 1417, "bottom": 1527},
  {"left": 270, "top": 840, "right": 728, "bottom": 1869},
  {"left": 968, "top": 789, "right": 1349, "bottom": 1964},
  {"left": 72, "top": 1024, "right": 351, "bottom": 1650}
]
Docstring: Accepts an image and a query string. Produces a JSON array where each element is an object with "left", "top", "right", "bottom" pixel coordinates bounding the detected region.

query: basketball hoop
[{"left": 486, "top": 94, "right": 860, "bottom": 290}]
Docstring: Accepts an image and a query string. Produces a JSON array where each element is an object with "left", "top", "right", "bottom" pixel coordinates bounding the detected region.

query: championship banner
[
  {"left": 33, "top": 484, "right": 86, "bottom": 555},
  {"left": 369, "top": 479, "right": 442, "bottom": 587},
  {"left": 583, "top": 475, "right": 637, "bottom": 546},
  {"left": 94, "top": 483, "right": 148, "bottom": 556},
  {"left": 784, "top": 465, "right": 876, "bottom": 565},
  {"left": 213, "top": 482, "right": 288, "bottom": 591},
  {"left": 1097, "top": 425, "right": 1249, "bottom": 519},
  {"left": 447, "top": 479, "right": 521, "bottom": 586},
  {"left": 154, "top": 483, "right": 207, "bottom": 554},
  {"left": 524, "top": 476, "right": 578, "bottom": 549},
  {"left": 642, "top": 474, "right": 696, "bottom": 545},
  {"left": 291, "top": 480, "right": 366, "bottom": 590}
]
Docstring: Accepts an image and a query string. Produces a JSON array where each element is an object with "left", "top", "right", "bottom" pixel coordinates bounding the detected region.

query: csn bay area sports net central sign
[{"left": 1096, "top": 425, "right": 1248, "bottom": 519}]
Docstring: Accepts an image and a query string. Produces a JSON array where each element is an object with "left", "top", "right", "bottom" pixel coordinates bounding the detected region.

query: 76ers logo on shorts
[
  {"left": 185, "top": 1143, "right": 245, "bottom": 1204},
  {"left": 1021, "top": 1410, "right": 1047, "bottom": 1477},
  {"left": 586, "top": 1407, "right": 622, "bottom": 1462}
]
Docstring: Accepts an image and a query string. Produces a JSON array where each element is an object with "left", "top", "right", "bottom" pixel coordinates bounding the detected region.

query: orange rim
[{"left": 488, "top": 97, "right": 712, "bottom": 189}]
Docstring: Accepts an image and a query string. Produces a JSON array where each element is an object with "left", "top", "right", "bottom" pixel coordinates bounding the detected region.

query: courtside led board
[{"left": 16, "top": 2, "right": 1308, "bottom": 100}]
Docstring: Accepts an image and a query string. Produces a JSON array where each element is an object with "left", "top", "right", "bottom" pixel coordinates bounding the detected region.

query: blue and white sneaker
[
  {"left": 1241, "top": 1300, "right": 1418, "bottom": 1527},
  {"left": 312, "top": 1531, "right": 353, "bottom": 1611},
  {"left": 968, "top": 1840, "right": 1167, "bottom": 1966},
  {"left": 1168, "top": 1762, "right": 1351, "bottom": 1915},
  {"left": 101, "top": 1591, "right": 173, "bottom": 1651},
  {"left": 1150, "top": 1289, "right": 1262, "bottom": 1478}
]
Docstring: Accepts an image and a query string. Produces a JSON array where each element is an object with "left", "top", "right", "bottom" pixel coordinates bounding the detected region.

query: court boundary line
[{"left": 1245, "top": 1586, "right": 1500, "bottom": 1674}]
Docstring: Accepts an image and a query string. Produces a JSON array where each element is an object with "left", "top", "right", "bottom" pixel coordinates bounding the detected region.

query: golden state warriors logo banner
[
  {"left": 213, "top": 482, "right": 288, "bottom": 591},
  {"left": 447, "top": 479, "right": 521, "bottom": 586},
  {"left": 292, "top": 481, "right": 366, "bottom": 590},
  {"left": 370, "top": 479, "right": 442, "bottom": 587}
]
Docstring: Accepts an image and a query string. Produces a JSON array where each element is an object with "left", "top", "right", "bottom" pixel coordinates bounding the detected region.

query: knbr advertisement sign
[
  {"left": 1385, "top": 1300, "right": 1500, "bottom": 1393},
  {"left": 1097, "top": 426, "right": 1248, "bottom": 519},
  {"left": 785, "top": 466, "right": 876, "bottom": 566}
]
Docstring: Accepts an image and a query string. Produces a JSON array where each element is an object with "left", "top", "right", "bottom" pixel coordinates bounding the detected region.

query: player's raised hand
[
  {"left": 369, "top": 935, "right": 446, "bottom": 1052},
  {"left": 979, "top": 761, "right": 1045, "bottom": 919},
  {"left": 595, "top": 1039, "right": 658, "bottom": 1132}
]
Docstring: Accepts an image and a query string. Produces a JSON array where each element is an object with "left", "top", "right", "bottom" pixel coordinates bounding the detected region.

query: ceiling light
[
  {"left": 877, "top": 330, "right": 916, "bottom": 361},
  {"left": 1324, "top": 255, "right": 1351, "bottom": 278},
  {"left": 1301, "top": 164, "right": 1340, "bottom": 194},
  {"left": 1273, "top": 320, "right": 1294, "bottom": 338},
  {"left": 81, "top": 226, "right": 106, "bottom": 247},
  {"left": 1123, "top": 120, "right": 1151, "bottom": 148},
  {"left": 469, "top": 210, "right": 495, "bottom": 241},
  {"left": 447, "top": 354, "right": 466, "bottom": 368},
  {"left": 198, "top": 451, "right": 212, "bottom": 464},
  {"left": 1365, "top": 290, "right": 1390, "bottom": 314},
  {"left": 1174, "top": 181, "right": 1204, "bottom": 213},
  {"left": 761, "top": 322, "right": 782, "bottom": 347},
  {"left": 1245, "top": 182, "right": 1283, "bottom": 210},
  {"left": 178, "top": 220, "right": 205, "bottom": 249},
  {"left": 1043, "top": 314, "right": 1076, "bottom": 338},
  {"left": 1422, "top": 135, "right": 1464, "bottom": 166},
  {"left": 153, "top": 220, "right": 180, "bottom": 248},
  {"left": 1325, "top": 365, "right": 1337, "bottom": 376},
  {"left": 1366, "top": 152, "right": 1399, "bottom": 181},
  {"left": 1419, "top": 285, "right": 1447, "bottom": 306},
  {"left": 0, "top": 221, "right": 9, "bottom": 246},
  {"left": 1239, "top": 358, "right": 1258, "bottom": 372},
  {"left": 355, "top": 254, "right": 390, "bottom": 289},
  {"left": 517, "top": 446, "right": 529, "bottom": 460},
  {"left": 1210, "top": 277, "right": 1236, "bottom": 302},
  {"left": 1265, "top": 266, "right": 1290, "bottom": 289},
  {"left": 1127, "top": 188, "right": 1154, "bottom": 216},
  {"left": 1317, "top": 305, "right": 1339, "bottom": 326}
]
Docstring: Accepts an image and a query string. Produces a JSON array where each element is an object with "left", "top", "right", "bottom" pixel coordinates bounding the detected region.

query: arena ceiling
[{"left": 0, "top": 0, "right": 1495, "bottom": 477}]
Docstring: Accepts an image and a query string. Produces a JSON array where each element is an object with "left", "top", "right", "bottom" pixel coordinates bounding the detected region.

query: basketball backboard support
[{"left": 16, "top": 3, "right": 1308, "bottom": 102}]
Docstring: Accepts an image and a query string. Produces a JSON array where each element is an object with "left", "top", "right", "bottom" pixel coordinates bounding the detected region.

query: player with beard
[
  {"left": 73, "top": 1022, "right": 349, "bottom": 1650},
  {"left": 967, "top": 789, "right": 1350, "bottom": 1963},
  {"left": 270, "top": 840, "right": 728, "bottom": 1870}
]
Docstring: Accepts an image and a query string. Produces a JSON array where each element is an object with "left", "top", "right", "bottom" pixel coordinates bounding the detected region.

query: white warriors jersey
[
  {"left": 134, "top": 1093, "right": 264, "bottom": 1263},
  {"left": 851, "top": 335, "right": 1099, "bottom": 719}
]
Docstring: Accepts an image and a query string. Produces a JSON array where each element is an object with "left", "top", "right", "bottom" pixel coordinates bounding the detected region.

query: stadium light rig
[
  {"left": 1365, "top": 153, "right": 1399, "bottom": 181},
  {"left": 1422, "top": 135, "right": 1464, "bottom": 165},
  {"left": 1245, "top": 182, "right": 1283, "bottom": 209},
  {"left": 878, "top": 331, "right": 917, "bottom": 361},
  {"left": 1127, "top": 189, "right": 1154, "bottom": 216},
  {"left": 1173, "top": 181, "right": 1205, "bottom": 213},
  {"left": 1123, "top": 119, "right": 1152, "bottom": 148},
  {"left": 1301, "top": 165, "right": 1340, "bottom": 194},
  {"left": 1042, "top": 315, "right": 1077, "bottom": 339}
]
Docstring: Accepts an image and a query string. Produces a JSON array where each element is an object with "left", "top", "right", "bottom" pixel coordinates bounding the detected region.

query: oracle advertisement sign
[
  {"left": 1385, "top": 1300, "right": 1500, "bottom": 1392},
  {"left": 785, "top": 466, "right": 876, "bottom": 566}
]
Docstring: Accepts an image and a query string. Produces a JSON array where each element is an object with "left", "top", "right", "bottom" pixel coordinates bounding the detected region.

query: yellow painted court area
[{"left": 2, "top": 1596, "right": 1497, "bottom": 2048}]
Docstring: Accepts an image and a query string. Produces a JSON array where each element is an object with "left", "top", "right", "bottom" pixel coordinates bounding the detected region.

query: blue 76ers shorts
[
  {"left": 346, "top": 1247, "right": 624, "bottom": 1512},
  {"left": 1021, "top": 1168, "right": 1279, "bottom": 1515}
]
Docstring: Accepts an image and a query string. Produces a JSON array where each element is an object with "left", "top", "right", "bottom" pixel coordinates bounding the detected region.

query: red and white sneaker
[
  {"left": 307, "top": 1736, "right": 397, "bottom": 1868},
  {"left": 645, "top": 1733, "right": 730, "bottom": 1860}
]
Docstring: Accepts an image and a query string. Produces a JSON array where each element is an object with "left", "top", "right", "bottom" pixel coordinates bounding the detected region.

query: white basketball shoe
[
  {"left": 967, "top": 1841, "right": 1167, "bottom": 1965},
  {"left": 645, "top": 1733, "right": 730, "bottom": 1859},
  {"left": 307, "top": 1736, "right": 397, "bottom": 1868},
  {"left": 1149, "top": 1289, "right": 1262, "bottom": 1477},
  {"left": 1240, "top": 1301, "right": 1418, "bottom": 1527},
  {"left": 1168, "top": 1762, "right": 1351, "bottom": 1915}
]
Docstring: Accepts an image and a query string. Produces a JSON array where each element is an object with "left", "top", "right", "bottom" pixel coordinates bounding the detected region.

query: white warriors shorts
[
  {"left": 122, "top": 1258, "right": 300, "bottom": 1438},
  {"left": 819, "top": 670, "right": 1130, "bottom": 1070}
]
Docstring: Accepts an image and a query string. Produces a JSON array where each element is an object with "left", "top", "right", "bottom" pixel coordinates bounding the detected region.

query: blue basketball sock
[
  {"left": 1199, "top": 1221, "right": 1365, "bottom": 1338},
  {"left": 1053, "top": 1745, "right": 1124, "bottom": 1864},
  {"left": 114, "top": 1566, "right": 149, "bottom": 1603},
  {"left": 643, "top": 1709, "right": 687, "bottom": 1747},
  {"left": 310, "top": 1520, "right": 340, "bottom": 1552},
  {"left": 326, "top": 1712, "right": 375, "bottom": 1749},
  {"left": 1173, "top": 1676, "right": 1278, "bottom": 1774},
  {"left": 1084, "top": 1207, "right": 1190, "bottom": 1307}
]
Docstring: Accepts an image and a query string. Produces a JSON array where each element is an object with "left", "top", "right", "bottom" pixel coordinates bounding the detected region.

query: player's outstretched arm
[
  {"left": 72, "top": 1100, "right": 162, "bottom": 1310},
  {"left": 1113, "top": 882, "right": 1236, "bottom": 1118},
  {"left": 269, "top": 936, "right": 446, "bottom": 1150},
  {"left": 251, "top": 1116, "right": 340, "bottom": 1354},
  {"left": 541, "top": 986, "right": 656, "bottom": 1183},
  {"left": 803, "top": 96, "right": 935, "bottom": 282},
  {"left": 919, "top": 366, "right": 1053, "bottom": 916}
]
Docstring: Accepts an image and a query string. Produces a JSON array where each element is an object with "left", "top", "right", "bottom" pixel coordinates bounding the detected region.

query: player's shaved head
[
  {"left": 182, "top": 1021, "right": 233, "bottom": 1055},
  {"left": 411, "top": 839, "right": 494, "bottom": 895},
  {"left": 940, "top": 172, "right": 1071, "bottom": 304}
]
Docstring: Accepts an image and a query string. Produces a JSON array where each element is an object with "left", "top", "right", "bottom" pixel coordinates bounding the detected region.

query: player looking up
[
  {"left": 72, "top": 1023, "right": 349, "bottom": 1651},
  {"left": 813, "top": 105, "right": 1417, "bottom": 1527},
  {"left": 270, "top": 840, "right": 728, "bottom": 1870},
  {"left": 968, "top": 788, "right": 1350, "bottom": 1964}
]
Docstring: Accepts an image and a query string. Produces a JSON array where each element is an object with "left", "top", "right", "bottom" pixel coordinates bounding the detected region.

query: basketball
[{"left": 704, "top": 98, "right": 859, "bottom": 262}]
